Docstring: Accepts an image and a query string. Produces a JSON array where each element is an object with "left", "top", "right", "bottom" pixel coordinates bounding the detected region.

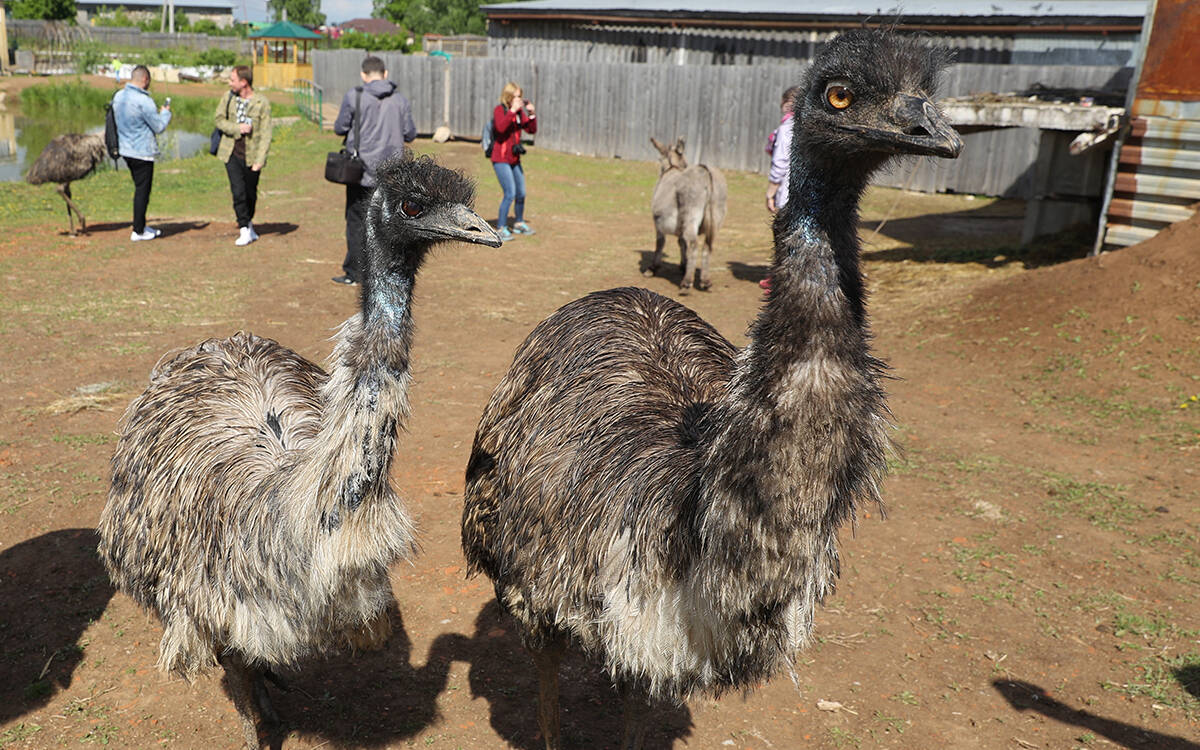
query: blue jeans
[{"left": 493, "top": 161, "right": 525, "bottom": 228}]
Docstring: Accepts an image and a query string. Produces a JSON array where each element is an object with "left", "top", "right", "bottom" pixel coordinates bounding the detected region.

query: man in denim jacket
[{"left": 114, "top": 65, "right": 171, "bottom": 242}]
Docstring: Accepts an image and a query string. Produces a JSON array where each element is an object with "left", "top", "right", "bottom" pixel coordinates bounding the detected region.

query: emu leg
[
  {"left": 219, "top": 652, "right": 275, "bottom": 749},
  {"left": 643, "top": 231, "right": 666, "bottom": 277},
  {"left": 59, "top": 183, "right": 87, "bottom": 235},
  {"left": 530, "top": 639, "right": 565, "bottom": 750},
  {"left": 618, "top": 681, "right": 652, "bottom": 750}
]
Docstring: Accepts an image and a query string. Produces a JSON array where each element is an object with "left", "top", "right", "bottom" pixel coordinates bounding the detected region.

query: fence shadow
[
  {"left": 993, "top": 679, "right": 1200, "bottom": 750},
  {"left": 460, "top": 599, "right": 693, "bottom": 750},
  {"left": 0, "top": 528, "right": 115, "bottom": 725}
]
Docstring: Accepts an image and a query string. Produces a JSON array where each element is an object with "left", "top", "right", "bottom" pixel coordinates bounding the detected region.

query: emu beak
[
  {"left": 854, "top": 94, "right": 964, "bottom": 159},
  {"left": 438, "top": 204, "right": 504, "bottom": 248}
]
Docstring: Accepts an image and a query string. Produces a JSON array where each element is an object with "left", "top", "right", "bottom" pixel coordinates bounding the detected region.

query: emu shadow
[
  {"left": 993, "top": 679, "right": 1200, "bottom": 750},
  {"left": 0, "top": 529, "right": 115, "bottom": 724},
  {"left": 249, "top": 222, "right": 299, "bottom": 238},
  {"left": 264, "top": 604, "right": 457, "bottom": 748},
  {"left": 463, "top": 599, "right": 693, "bottom": 750}
]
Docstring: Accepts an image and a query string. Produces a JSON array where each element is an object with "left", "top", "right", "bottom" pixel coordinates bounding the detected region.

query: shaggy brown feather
[
  {"left": 462, "top": 29, "right": 962, "bottom": 750},
  {"left": 98, "top": 152, "right": 499, "bottom": 749},
  {"left": 25, "top": 133, "right": 107, "bottom": 235}
]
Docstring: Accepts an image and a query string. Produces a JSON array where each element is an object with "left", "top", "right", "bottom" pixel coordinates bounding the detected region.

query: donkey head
[{"left": 650, "top": 137, "right": 688, "bottom": 174}]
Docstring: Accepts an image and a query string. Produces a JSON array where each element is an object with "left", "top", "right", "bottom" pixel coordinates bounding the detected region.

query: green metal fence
[{"left": 293, "top": 79, "right": 323, "bottom": 127}]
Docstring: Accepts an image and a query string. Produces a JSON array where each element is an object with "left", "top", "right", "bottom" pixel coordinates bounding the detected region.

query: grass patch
[
  {"left": 1041, "top": 474, "right": 1148, "bottom": 532},
  {"left": 1103, "top": 650, "right": 1200, "bottom": 720}
]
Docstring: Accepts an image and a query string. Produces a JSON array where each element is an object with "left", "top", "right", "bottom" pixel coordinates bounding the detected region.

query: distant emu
[
  {"left": 463, "top": 30, "right": 962, "bottom": 749},
  {"left": 644, "top": 136, "right": 727, "bottom": 294},
  {"left": 25, "top": 133, "right": 107, "bottom": 236},
  {"left": 98, "top": 153, "right": 502, "bottom": 749}
]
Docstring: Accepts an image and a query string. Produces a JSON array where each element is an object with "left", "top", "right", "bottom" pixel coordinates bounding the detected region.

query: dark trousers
[
  {"left": 225, "top": 154, "right": 260, "bottom": 228},
  {"left": 342, "top": 183, "right": 372, "bottom": 281},
  {"left": 126, "top": 157, "right": 154, "bottom": 234}
]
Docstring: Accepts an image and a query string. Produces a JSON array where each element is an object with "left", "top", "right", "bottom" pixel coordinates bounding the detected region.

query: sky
[{"left": 235, "top": 0, "right": 376, "bottom": 24}]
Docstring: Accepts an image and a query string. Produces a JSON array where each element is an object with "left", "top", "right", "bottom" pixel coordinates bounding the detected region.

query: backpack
[
  {"left": 481, "top": 115, "right": 494, "bottom": 158},
  {"left": 103, "top": 93, "right": 120, "bottom": 160}
]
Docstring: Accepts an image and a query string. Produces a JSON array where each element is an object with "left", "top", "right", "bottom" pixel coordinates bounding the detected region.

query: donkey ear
[
  {"left": 674, "top": 137, "right": 686, "bottom": 154},
  {"left": 650, "top": 137, "right": 668, "bottom": 155}
]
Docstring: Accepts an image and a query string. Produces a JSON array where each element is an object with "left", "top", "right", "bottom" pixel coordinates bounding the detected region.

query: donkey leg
[
  {"left": 644, "top": 231, "right": 666, "bottom": 277},
  {"left": 678, "top": 232, "right": 698, "bottom": 294},
  {"left": 696, "top": 227, "right": 716, "bottom": 291}
]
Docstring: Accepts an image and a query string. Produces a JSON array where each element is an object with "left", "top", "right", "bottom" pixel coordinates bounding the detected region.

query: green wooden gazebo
[{"left": 249, "top": 20, "right": 323, "bottom": 89}]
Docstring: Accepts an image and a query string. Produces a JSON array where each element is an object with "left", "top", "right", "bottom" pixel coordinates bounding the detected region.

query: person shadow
[
  {"left": 0, "top": 528, "right": 115, "bottom": 724},
  {"left": 265, "top": 603, "right": 457, "bottom": 748},
  {"left": 993, "top": 679, "right": 1200, "bottom": 749},
  {"left": 249, "top": 222, "right": 299, "bottom": 238},
  {"left": 459, "top": 599, "right": 693, "bottom": 750},
  {"left": 73, "top": 220, "right": 211, "bottom": 238}
]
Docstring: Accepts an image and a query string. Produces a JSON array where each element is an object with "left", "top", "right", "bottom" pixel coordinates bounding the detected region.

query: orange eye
[
  {"left": 826, "top": 85, "right": 853, "bottom": 110},
  {"left": 400, "top": 200, "right": 423, "bottom": 217}
]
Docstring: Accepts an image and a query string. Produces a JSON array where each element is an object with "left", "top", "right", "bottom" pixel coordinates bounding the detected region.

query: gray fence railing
[{"left": 315, "top": 49, "right": 1131, "bottom": 198}]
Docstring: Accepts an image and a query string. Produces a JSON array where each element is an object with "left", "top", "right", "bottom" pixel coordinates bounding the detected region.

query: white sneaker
[
  {"left": 235, "top": 226, "right": 256, "bottom": 246},
  {"left": 131, "top": 227, "right": 160, "bottom": 242},
  {"left": 248, "top": 222, "right": 259, "bottom": 241}
]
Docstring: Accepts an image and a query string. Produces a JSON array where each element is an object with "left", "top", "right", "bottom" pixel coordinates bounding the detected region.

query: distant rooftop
[{"left": 482, "top": 0, "right": 1148, "bottom": 24}]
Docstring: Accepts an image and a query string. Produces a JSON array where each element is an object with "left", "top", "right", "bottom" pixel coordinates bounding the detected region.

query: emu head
[
  {"left": 366, "top": 151, "right": 502, "bottom": 273},
  {"left": 792, "top": 29, "right": 963, "bottom": 173},
  {"left": 650, "top": 137, "right": 688, "bottom": 175}
]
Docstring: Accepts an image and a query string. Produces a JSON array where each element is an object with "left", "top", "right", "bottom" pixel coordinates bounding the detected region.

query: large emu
[
  {"left": 98, "top": 153, "right": 501, "bottom": 749},
  {"left": 462, "top": 30, "right": 962, "bottom": 749},
  {"left": 25, "top": 133, "right": 107, "bottom": 236},
  {"left": 644, "top": 136, "right": 727, "bottom": 294}
]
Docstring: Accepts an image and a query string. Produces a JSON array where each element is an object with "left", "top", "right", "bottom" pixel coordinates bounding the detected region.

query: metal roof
[
  {"left": 76, "top": 0, "right": 235, "bottom": 7},
  {"left": 482, "top": 0, "right": 1147, "bottom": 21}
]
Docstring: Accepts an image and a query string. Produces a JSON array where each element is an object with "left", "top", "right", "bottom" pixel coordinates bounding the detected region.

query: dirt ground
[{"left": 0, "top": 127, "right": 1197, "bottom": 750}]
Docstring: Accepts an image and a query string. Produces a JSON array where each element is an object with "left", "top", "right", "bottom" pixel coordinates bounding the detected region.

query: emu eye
[
  {"left": 400, "top": 200, "right": 423, "bottom": 217},
  {"left": 826, "top": 84, "right": 853, "bottom": 110}
]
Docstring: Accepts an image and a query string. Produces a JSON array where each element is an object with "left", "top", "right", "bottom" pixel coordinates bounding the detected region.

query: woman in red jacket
[{"left": 491, "top": 81, "right": 537, "bottom": 241}]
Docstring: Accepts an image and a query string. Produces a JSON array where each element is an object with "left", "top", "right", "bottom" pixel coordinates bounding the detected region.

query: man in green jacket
[{"left": 215, "top": 65, "right": 272, "bottom": 246}]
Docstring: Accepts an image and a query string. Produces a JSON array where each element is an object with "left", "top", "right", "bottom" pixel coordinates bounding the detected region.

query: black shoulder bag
[{"left": 325, "top": 87, "right": 365, "bottom": 185}]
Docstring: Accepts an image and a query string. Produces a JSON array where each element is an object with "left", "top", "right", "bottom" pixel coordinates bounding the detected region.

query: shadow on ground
[
  {"left": 270, "top": 605, "right": 455, "bottom": 748},
  {"left": 994, "top": 679, "right": 1200, "bottom": 750},
  {"left": 461, "top": 600, "right": 693, "bottom": 750},
  {"left": 0, "top": 529, "right": 114, "bottom": 725}
]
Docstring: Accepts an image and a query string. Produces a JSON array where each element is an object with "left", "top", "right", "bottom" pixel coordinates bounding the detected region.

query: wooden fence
[{"left": 314, "top": 49, "right": 1130, "bottom": 198}]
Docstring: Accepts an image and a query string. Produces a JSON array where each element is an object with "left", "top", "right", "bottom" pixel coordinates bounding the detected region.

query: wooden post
[{"left": 0, "top": 0, "right": 9, "bottom": 75}]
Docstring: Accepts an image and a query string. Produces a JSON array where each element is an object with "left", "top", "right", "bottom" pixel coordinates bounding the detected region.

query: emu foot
[
  {"left": 696, "top": 278, "right": 712, "bottom": 291},
  {"left": 641, "top": 264, "right": 659, "bottom": 278}
]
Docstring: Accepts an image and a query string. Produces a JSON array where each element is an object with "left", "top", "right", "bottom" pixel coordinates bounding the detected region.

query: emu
[
  {"left": 462, "top": 30, "right": 962, "bottom": 749},
  {"left": 644, "top": 136, "right": 727, "bottom": 294},
  {"left": 98, "top": 153, "right": 501, "bottom": 749},
  {"left": 25, "top": 133, "right": 107, "bottom": 236}
]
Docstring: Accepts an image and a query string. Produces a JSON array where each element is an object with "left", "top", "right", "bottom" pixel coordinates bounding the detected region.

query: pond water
[{"left": 0, "top": 109, "right": 210, "bottom": 183}]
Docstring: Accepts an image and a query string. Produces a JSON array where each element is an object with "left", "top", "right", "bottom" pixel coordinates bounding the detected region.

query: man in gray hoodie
[{"left": 331, "top": 56, "right": 418, "bottom": 285}]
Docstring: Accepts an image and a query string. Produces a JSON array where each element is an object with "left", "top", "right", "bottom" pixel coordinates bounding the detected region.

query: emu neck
[
  {"left": 697, "top": 150, "right": 888, "bottom": 608},
  {"left": 312, "top": 239, "right": 421, "bottom": 533}
]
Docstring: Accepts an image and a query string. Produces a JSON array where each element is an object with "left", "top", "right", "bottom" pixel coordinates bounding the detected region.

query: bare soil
[{"left": 0, "top": 131, "right": 1197, "bottom": 750}]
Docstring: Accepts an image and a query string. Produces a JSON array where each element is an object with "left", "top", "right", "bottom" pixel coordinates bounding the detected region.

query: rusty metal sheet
[{"left": 1136, "top": 0, "right": 1200, "bottom": 102}]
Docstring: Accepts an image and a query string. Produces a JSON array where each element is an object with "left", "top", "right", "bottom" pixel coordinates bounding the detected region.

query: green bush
[
  {"left": 10, "top": 0, "right": 74, "bottom": 20},
  {"left": 73, "top": 41, "right": 108, "bottom": 74},
  {"left": 195, "top": 47, "right": 238, "bottom": 67},
  {"left": 337, "top": 30, "right": 413, "bottom": 52}
]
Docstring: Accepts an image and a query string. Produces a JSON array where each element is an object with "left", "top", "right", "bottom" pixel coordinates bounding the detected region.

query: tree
[
  {"left": 373, "top": 0, "right": 485, "bottom": 37},
  {"left": 268, "top": 0, "right": 325, "bottom": 27},
  {"left": 11, "top": 0, "right": 75, "bottom": 21}
]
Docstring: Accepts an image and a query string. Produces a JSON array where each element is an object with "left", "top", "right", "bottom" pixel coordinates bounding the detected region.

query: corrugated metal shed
[
  {"left": 483, "top": 0, "right": 1146, "bottom": 22},
  {"left": 1097, "top": 0, "right": 1200, "bottom": 250}
]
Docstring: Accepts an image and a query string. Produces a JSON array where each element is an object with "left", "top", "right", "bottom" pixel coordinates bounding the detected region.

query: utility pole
[
  {"left": 168, "top": 0, "right": 175, "bottom": 34},
  {"left": 0, "top": 0, "right": 9, "bottom": 75}
]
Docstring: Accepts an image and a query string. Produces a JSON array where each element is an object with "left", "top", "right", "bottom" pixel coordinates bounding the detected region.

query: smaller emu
[
  {"left": 463, "top": 30, "right": 961, "bottom": 749},
  {"left": 644, "top": 136, "right": 727, "bottom": 294},
  {"left": 25, "top": 133, "right": 107, "bottom": 236},
  {"left": 98, "top": 153, "right": 501, "bottom": 749}
]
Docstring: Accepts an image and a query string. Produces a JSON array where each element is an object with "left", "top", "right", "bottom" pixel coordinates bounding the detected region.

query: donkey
[{"left": 645, "top": 137, "right": 728, "bottom": 294}]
